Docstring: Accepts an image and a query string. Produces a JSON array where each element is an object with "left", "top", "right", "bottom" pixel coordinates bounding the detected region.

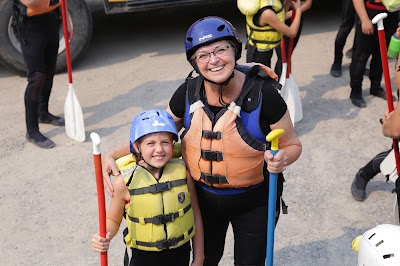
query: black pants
[
  {"left": 350, "top": 6, "right": 398, "bottom": 94},
  {"left": 129, "top": 242, "right": 191, "bottom": 266},
  {"left": 360, "top": 149, "right": 391, "bottom": 180},
  {"left": 196, "top": 181, "right": 281, "bottom": 266},
  {"left": 333, "top": 0, "right": 356, "bottom": 65},
  {"left": 20, "top": 11, "right": 59, "bottom": 133},
  {"left": 246, "top": 44, "right": 274, "bottom": 68}
]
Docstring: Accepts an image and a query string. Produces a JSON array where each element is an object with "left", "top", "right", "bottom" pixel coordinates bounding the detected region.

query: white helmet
[{"left": 358, "top": 224, "right": 400, "bottom": 266}]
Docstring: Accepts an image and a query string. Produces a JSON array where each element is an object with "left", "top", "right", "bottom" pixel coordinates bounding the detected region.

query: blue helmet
[
  {"left": 130, "top": 110, "right": 178, "bottom": 144},
  {"left": 185, "top": 16, "right": 242, "bottom": 62}
]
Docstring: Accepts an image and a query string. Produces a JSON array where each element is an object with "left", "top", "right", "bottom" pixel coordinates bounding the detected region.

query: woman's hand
[
  {"left": 102, "top": 153, "right": 120, "bottom": 197},
  {"left": 264, "top": 149, "right": 288, "bottom": 173},
  {"left": 91, "top": 232, "right": 111, "bottom": 253}
]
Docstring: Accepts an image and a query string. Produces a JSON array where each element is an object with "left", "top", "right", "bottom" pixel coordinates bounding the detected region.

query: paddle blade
[
  {"left": 279, "top": 63, "right": 287, "bottom": 87},
  {"left": 280, "top": 74, "right": 303, "bottom": 125},
  {"left": 65, "top": 84, "right": 85, "bottom": 142}
]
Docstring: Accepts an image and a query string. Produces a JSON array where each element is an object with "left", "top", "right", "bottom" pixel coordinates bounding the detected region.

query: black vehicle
[{"left": 0, "top": 0, "right": 227, "bottom": 75}]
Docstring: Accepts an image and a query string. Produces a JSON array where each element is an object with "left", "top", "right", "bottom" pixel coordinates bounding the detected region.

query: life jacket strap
[
  {"left": 128, "top": 204, "right": 192, "bottom": 225},
  {"left": 129, "top": 179, "right": 187, "bottom": 195},
  {"left": 135, "top": 226, "right": 194, "bottom": 250},
  {"left": 200, "top": 173, "right": 229, "bottom": 185},
  {"left": 202, "top": 130, "right": 222, "bottom": 139},
  {"left": 201, "top": 150, "right": 223, "bottom": 162}
]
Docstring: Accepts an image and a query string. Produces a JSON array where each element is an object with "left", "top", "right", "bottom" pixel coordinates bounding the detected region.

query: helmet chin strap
[
  {"left": 201, "top": 71, "right": 235, "bottom": 107},
  {"left": 135, "top": 146, "right": 158, "bottom": 171}
]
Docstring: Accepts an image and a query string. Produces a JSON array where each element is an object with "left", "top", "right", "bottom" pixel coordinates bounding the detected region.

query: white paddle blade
[
  {"left": 65, "top": 84, "right": 85, "bottom": 142},
  {"left": 279, "top": 62, "right": 287, "bottom": 87},
  {"left": 395, "top": 197, "right": 399, "bottom": 225},
  {"left": 287, "top": 74, "right": 303, "bottom": 123},
  {"left": 380, "top": 146, "right": 399, "bottom": 183},
  {"left": 280, "top": 73, "right": 303, "bottom": 125}
]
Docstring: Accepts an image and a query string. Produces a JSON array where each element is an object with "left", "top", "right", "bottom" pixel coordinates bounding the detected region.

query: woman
[{"left": 103, "top": 17, "right": 302, "bottom": 266}]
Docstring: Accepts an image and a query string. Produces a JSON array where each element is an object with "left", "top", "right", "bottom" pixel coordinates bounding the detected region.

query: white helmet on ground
[{"left": 358, "top": 224, "right": 400, "bottom": 266}]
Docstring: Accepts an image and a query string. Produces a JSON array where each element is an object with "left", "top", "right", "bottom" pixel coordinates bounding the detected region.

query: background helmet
[
  {"left": 185, "top": 16, "right": 242, "bottom": 63},
  {"left": 357, "top": 224, "right": 400, "bottom": 266},
  {"left": 130, "top": 110, "right": 178, "bottom": 144}
]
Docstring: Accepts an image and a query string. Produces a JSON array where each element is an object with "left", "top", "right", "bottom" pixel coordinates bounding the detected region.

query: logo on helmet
[
  {"left": 199, "top": 34, "right": 213, "bottom": 42},
  {"left": 152, "top": 120, "right": 166, "bottom": 127}
]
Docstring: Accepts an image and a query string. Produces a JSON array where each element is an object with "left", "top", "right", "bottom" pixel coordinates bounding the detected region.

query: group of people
[
  {"left": 15, "top": 0, "right": 400, "bottom": 265},
  {"left": 93, "top": 14, "right": 303, "bottom": 265},
  {"left": 90, "top": 0, "right": 315, "bottom": 265},
  {"left": 331, "top": 0, "right": 398, "bottom": 108}
]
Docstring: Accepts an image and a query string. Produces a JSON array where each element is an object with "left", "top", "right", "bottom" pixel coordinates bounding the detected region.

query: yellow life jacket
[
  {"left": 20, "top": 0, "right": 60, "bottom": 17},
  {"left": 117, "top": 156, "right": 195, "bottom": 252},
  {"left": 246, "top": 0, "right": 285, "bottom": 51}
]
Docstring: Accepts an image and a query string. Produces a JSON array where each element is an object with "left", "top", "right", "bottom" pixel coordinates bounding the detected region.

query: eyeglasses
[{"left": 192, "top": 45, "right": 234, "bottom": 64}]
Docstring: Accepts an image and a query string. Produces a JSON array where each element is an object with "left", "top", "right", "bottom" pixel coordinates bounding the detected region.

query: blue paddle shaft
[{"left": 267, "top": 149, "right": 278, "bottom": 266}]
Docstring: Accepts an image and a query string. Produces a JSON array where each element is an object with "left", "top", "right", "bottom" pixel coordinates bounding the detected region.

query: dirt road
[{"left": 0, "top": 2, "right": 398, "bottom": 265}]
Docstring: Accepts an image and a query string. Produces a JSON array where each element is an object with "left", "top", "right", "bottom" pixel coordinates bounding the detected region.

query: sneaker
[
  {"left": 330, "top": 63, "right": 342, "bottom": 77},
  {"left": 39, "top": 113, "right": 65, "bottom": 126},
  {"left": 350, "top": 94, "right": 366, "bottom": 108},
  {"left": 345, "top": 48, "right": 353, "bottom": 59},
  {"left": 351, "top": 169, "right": 370, "bottom": 201},
  {"left": 26, "top": 131, "right": 55, "bottom": 149},
  {"left": 370, "top": 86, "right": 387, "bottom": 100}
]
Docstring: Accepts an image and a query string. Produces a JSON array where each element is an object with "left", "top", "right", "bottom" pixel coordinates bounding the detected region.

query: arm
[
  {"left": 166, "top": 105, "right": 183, "bottom": 131},
  {"left": 352, "top": 0, "right": 373, "bottom": 35},
  {"left": 186, "top": 172, "right": 204, "bottom": 266},
  {"left": 260, "top": 1, "right": 302, "bottom": 38},
  {"left": 102, "top": 143, "right": 130, "bottom": 197},
  {"left": 264, "top": 111, "right": 302, "bottom": 173},
  {"left": 382, "top": 54, "right": 400, "bottom": 137},
  {"left": 92, "top": 176, "right": 128, "bottom": 253},
  {"left": 382, "top": 104, "right": 400, "bottom": 138}
]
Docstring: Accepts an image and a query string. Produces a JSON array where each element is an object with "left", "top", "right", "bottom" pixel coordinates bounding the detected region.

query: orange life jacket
[
  {"left": 182, "top": 67, "right": 273, "bottom": 188},
  {"left": 21, "top": 0, "right": 60, "bottom": 17}
]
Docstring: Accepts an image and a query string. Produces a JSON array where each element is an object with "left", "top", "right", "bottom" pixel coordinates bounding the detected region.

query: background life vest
[
  {"left": 246, "top": 0, "right": 285, "bottom": 51},
  {"left": 182, "top": 66, "right": 274, "bottom": 188},
  {"left": 19, "top": 0, "right": 60, "bottom": 17},
  {"left": 118, "top": 156, "right": 195, "bottom": 252}
]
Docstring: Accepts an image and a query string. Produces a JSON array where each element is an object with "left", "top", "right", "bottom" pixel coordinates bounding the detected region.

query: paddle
[
  {"left": 278, "top": 8, "right": 303, "bottom": 125},
  {"left": 60, "top": 0, "right": 85, "bottom": 142},
  {"left": 90, "top": 132, "right": 108, "bottom": 266},
  {"left": 266, "top": 128, "right": 285, "bottom": 266}
]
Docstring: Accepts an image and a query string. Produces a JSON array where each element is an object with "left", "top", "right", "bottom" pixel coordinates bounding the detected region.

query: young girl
[
  {"left": 243, "top": 0, "right": 303, "bottom": 68},
  {"left": 91, "top": 109, "right": 204, "bottom": 266}
]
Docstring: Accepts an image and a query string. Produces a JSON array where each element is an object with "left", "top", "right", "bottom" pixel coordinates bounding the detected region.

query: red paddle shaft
[
  {"left": 60, "top": 0, "right": 73, "bottom": 83},
  {"left": 91, "top": 133, "right": 108, "bottom": 266}
]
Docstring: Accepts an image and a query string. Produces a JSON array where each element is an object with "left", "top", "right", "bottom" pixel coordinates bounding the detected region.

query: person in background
[
  {"left": 91, "top": 110, "right": 204, "bottom": 266},
  {"left": 101, "top": 17, "right": 302, "bottom": 266},
  {"left": 245, "top": 0, "right": 302, "bottom": 68},
  {"left": 274, "top": 0, "right": 313, "bottom": 78},
  {"left": 349, "top": 0, "right": 398, "bottom": 108},
  {"left": 351, "top": 27, "right": 400, "bottom": 202},
  {"left": 12, "top": 0, "right": 65, "bottom": 149},
  {"left": 330, "top": 0, "right": 357, "bottom": 77}
]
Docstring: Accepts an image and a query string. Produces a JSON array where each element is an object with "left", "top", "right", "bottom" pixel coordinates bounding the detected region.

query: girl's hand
[
  {"left": 264, "top": 149, "right": 288, "bottom": 173},
  {"left": 91, "top": 232, "right": 111, "bottom": 253},
  {"left": 292, "top": 0, "right": 301, "bottom": 10}
]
